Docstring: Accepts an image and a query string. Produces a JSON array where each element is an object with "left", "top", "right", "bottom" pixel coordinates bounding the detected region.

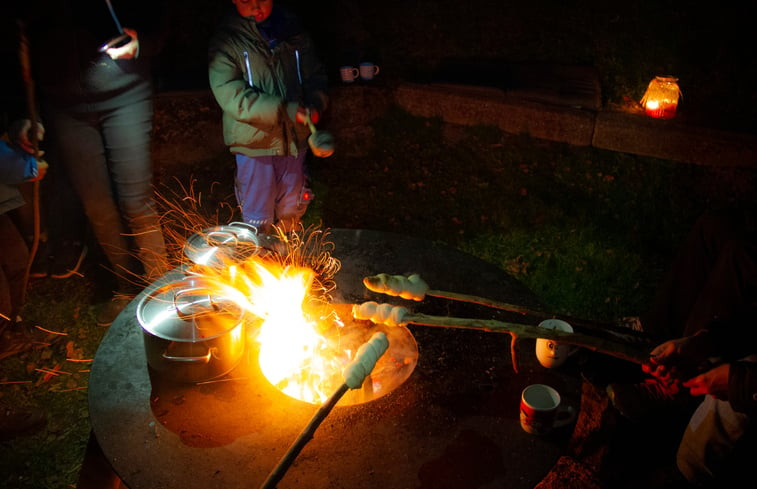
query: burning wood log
[
  {"left": 352, "top": 301, "right": 650, "bottom": 373},
  {"left": 362, "top": 273, "right": 648, "bottom": 342},
  {"left": 259, "top": 332, "right": 389, "bottom": 489}
]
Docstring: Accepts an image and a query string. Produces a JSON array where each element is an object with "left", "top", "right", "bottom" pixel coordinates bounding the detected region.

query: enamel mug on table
[
  {"left": 535, "top": 319, "right": 578, "bottom": 368},
  {"left": 359, "top": 62, "right": 380, "bottom": 81},
  {"left": 340, "top": 66, "right": 359, "bottom": 83},
  {"left": 520, "top": 384, "right": 576, "bottom": 436}
]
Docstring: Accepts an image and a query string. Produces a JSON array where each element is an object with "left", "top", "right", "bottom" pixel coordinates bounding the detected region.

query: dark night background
[
  {"left": 1, "top": 0, "right": 755, "bottom": 133},
  {"left": 153, "top": 0, "right": 757, "bottom": 134}
]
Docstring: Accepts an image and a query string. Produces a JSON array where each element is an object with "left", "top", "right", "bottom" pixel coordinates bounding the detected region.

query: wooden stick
[
  {"left": 259, "top": 333, "right": 388, "bottom": 489},
  {"left": 424, "top": 288, "right": 647, "bottom": 340},
  {"left": 352, "top": 302, "right": 650, "bottom": 373},
  {"left": 405, "top": 312, "right": 648, "bottom": 364},
  {"left": 17, "top": 20, "right": 41, "bottom": 305},
  {"left": 259, "top": 383, "right": 349, "bottom": 489},
  {"left": 362, "top": 273, "right": 648, "bottom": 340}
]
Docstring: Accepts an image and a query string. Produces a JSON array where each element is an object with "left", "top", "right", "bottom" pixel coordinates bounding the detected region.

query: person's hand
[
  {"left": 9, "top": 119, "right": 45, "bottom": 156},
  {"left": 683, "top": 363, "right": 730, "bottom": 400},
  {"left": 642, "top": 337, "right": 687, "bottom": 382},
  {"left": 106, "top": 28, "right": 139, "bottom": 60},
  {"left": 642, "top": 331, "right": 712, "bottom": 383},
  {"left": 32, "top": 159, "right": 49, "bottom": 181},
  {"left": 295, "top": 106, "right": 319, "bottom": 125}
]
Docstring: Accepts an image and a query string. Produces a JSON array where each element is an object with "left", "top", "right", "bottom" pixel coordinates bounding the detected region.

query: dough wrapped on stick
[{"left": 362, "top": 273, "right": 429, "bottom": 301}]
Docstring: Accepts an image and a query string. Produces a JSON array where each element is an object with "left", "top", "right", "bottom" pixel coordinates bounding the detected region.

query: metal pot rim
[{"left": 137, "top": 277, "right": 245, "bottom": 342}]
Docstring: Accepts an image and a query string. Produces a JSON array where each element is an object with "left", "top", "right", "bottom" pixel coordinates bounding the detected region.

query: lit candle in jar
[{"left": 641, "top": 76, "right": 681, "bottom": 119}]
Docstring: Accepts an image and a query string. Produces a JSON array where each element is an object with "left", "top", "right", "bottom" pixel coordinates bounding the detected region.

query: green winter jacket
[{"left": 208, "top": 7, "right": 328, "bottom": 158}]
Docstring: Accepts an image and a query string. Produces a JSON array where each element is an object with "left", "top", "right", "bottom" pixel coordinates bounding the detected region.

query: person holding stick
[{"left": 605, "top": 210, "right": 757, "bottom": 487}]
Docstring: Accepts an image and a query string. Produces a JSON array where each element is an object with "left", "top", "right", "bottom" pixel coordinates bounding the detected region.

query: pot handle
[
  {"left": 229, "top": 221, "right": 258, "bottom": 235},
  {"left": 173, "top": 288, "right": 220, "bottom": 319},
  {"left": 229, "top": 221, "right": 264, "bottom": 249},
  {"left": 205, "top": 230, "right": 239, "bottom": 249},
  {"left": 162, "top": 348, "right": 212, "bottom": 364}
]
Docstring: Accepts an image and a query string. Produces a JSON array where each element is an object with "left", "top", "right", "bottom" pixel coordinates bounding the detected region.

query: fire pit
[{"left": 88, "top": 228, "right": 581, "bottom": 489}]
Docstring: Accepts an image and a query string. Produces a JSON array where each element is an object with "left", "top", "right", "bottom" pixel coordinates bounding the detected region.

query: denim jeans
[{"left": 46, "top": 97, "right": 166, "bottom": 288}]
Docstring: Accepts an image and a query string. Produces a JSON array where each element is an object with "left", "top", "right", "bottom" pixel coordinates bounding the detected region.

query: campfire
[{"left": 173, "top": 224, "right": 418, "bottom": 406}]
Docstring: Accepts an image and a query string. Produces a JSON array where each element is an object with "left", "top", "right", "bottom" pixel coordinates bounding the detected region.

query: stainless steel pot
[
  {"left": 183, "top": 222, "right": 283, "bottom": 272},
  {"left": 137, "top": 277, "right": 247, "bottom": 383}
]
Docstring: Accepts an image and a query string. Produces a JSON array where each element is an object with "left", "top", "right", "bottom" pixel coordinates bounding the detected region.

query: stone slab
[
  {"left": 394, "top": 82, "right": 597, "bottom": 146},
  {"left": 593, "top": 110, "right": 757, "bottom": 167}
]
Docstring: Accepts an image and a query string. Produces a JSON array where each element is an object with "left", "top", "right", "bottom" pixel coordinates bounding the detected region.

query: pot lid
[
  {"left": 137, "top": 277, "right": 246, "bottom": 342},
  {"left": 183, "top": 222, "right": 264, "bottom": 269}
]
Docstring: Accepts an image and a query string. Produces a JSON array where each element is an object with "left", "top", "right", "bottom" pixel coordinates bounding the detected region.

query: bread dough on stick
[
  {"left": 362, "top": 273, "right": 429, "bottom": 301},
  {"left": 353, "top": 301, "right": 409, "bottom": 326},
  {"left": 342, "top": 332, "right": 389, "bottom": 389}
]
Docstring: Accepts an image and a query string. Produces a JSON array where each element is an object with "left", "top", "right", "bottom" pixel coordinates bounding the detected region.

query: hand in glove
[{"left": 10, "top": 119, "right": 45, "bottom": 157}]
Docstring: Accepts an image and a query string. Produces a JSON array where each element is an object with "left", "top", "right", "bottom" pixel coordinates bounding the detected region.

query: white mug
[
  {"left": 359, "top": 62, "right": 380, "bottom": 81},
  {"left": 520, "top": 384, "right": 576, "bottom": 436},
  {"left": 535, "top": 319, "right": 578, "bottom": 368},
  {"left": 340, "top": 66, "right": 359, "bottom": 83}
]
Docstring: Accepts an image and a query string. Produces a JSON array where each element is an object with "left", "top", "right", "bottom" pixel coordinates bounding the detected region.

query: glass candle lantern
[{"left": 640, "top": 76, "right": 682, "bottom": 119}]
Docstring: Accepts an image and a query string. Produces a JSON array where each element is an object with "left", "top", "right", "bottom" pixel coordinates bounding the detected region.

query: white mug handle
[
  {"left": 373, "top": 65, "right": 380, "bottom": 75},
  {"left": 553, "top": 405, "right": 576, "bottom": 429},
  {"left": 351, "top": 67, "right": 359, "bottom": 79}
]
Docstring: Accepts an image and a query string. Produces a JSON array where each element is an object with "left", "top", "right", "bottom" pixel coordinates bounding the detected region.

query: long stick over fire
[
  {"left": 362, "top": 273, "right": 648, "bottom": 341},
  {"left": 17, "top": 21, "right": 42, "bottom": 304},
  {"left": 259, "top": 332, "right": 389, "bottom": 489},
  {"left": 352, "top": 301, "right": 649, "bottom": 373}
]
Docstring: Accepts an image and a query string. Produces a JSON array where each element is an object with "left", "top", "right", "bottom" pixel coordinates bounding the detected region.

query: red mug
[{"left": 520, "top": 384, "right": 575, "bottom": 436}]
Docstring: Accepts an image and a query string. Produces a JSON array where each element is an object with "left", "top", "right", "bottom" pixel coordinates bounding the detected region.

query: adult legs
[
  {"left": 37, "top": 115, "right": 89, "bottom": 279},
  {"left": 100, "top": 97, "right": 167, "bottom": 283},
  {"left": 45, "top": 108, "right": 136, "bottom": 291}
]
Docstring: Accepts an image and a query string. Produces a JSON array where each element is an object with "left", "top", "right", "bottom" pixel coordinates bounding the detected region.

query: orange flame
[
  {"left": 184, "top": 226, "right": 349, "bottom": 404},
  {"left": 245, "top": 261, "right": 348, "bottom": 403}
]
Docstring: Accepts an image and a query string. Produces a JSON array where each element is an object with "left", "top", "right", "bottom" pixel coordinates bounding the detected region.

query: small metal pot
[
  {"left": 183, "top": 221, "right": 283, "bottom": 273},
  {"left": 137, "top": 277, "right": 247, "bottom": 383}
]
